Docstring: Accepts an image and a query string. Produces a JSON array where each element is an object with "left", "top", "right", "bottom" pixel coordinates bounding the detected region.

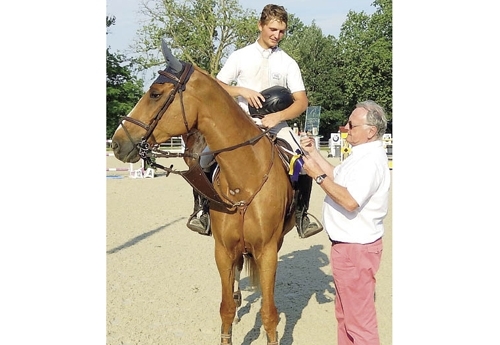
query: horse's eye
[{"left": 150, "top": 91, "right": 162, "bottom": 99}]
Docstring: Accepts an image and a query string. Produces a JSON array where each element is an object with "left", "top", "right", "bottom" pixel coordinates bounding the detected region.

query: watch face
[{"left": 315, "top": 174, "right": 326, "bottom": 184}]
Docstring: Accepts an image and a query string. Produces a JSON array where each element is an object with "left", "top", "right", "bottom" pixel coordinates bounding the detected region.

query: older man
[{"left": 300, "top": 100, "right": 391, "bottom": 345}]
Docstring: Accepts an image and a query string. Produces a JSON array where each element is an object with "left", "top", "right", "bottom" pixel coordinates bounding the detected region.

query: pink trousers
[{"left": 330, "top": 238, "right": 383, "bottom": 345}]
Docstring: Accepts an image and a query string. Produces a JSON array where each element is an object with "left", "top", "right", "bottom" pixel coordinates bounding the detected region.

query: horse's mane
[{"left": 192, "top": 64, "right": 212, "bottom": 77}]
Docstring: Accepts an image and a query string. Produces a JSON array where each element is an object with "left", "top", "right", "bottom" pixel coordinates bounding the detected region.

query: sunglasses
[{"left": 348, "top": 120, "right": 369, "bottom": 129}]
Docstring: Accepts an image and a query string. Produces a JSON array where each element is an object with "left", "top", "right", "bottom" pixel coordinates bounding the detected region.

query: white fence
[{"left": 106, "top": 137, "right": 185, "bottom": 178}]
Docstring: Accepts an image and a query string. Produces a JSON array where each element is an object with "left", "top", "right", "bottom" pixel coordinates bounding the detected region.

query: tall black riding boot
[
  {"left": 186, "top": 169, "right": 212, "bottom": 236},
  {"left": 186, "top": 189, "right": 211, "bottom": 235},
  {"left": 294, "top": 174, "right": 323, "bottom": 238}
]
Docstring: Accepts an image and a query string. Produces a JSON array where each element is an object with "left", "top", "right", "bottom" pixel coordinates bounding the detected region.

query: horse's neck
[
  {"left": 192, "top": 72, "right": 274, "bottom": 176},
  {"left": 197, "top": 89, "right": 264, "bottom": 157}
]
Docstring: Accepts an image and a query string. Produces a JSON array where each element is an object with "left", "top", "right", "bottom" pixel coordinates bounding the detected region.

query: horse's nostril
[{"left": 111, "top": 141, "right": 118, "bottom": 150}]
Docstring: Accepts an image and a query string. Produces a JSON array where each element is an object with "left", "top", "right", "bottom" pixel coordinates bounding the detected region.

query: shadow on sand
[
  {"left": 237, "top": 244, "right": 336, "bottom": 345},
  {"left": 106, "top": 218, "right": 184, "bottom": 254}
]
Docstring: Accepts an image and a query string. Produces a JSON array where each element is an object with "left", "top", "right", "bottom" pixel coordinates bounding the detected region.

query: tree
[
  {"left": 106, "top": 16, "right": 145, "bottom": 139},
  {"left": 280, "top": 21, "right": 345, "bottom": 135},
  {"left": 336, "top": 0, "right": 392, "bottom": 124},
  {"left": 134, "top": 0, "right": 259, "bottom": 76}
]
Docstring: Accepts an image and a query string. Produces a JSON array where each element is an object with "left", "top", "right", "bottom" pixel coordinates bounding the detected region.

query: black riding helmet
[{"left": 248, "top": 85, "right": 294, "bottom": 118}]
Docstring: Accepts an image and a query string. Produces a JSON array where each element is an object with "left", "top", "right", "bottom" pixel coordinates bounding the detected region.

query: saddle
[{"left": 273, "top": 137, "right": 297, "bottom": 173}]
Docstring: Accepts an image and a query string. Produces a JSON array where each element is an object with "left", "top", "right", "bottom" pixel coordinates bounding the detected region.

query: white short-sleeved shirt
[
  {"left": 323, "top": 140, "right": 391, "bottom": 244},
  {"left": 216, "top": 41, "right": 305, "bottom": 135}
]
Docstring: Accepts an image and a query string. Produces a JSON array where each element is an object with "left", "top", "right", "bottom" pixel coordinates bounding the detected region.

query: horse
[{"left": 110, "top": 40, "right": 296, "bottom": 345}]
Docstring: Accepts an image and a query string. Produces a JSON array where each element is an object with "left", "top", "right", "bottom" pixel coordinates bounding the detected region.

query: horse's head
[{"left": 110, "top": 40, "right": 199, "bottom": 163}]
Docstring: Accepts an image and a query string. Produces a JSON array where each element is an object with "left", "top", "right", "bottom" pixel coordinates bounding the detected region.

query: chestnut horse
[{"left": 111, "top": 40, "right": 295, "bottom": 345}]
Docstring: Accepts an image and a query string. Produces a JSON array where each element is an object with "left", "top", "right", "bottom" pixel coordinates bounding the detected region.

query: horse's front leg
[
  {"left": 215, "top": 242, "right": 238, "bottom": 345},
  {"left": 257, "top": 247, "right": 279, "bottom": 345}
]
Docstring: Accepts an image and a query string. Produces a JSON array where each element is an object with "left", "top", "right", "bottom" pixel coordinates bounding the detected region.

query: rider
[{"left": 186, "top": 4, "right": 323, "bottom": 239}]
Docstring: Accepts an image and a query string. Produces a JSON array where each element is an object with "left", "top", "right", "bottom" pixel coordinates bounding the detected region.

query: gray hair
[{"left": 356, "top": 100, "right": 388, "bottom": 139}]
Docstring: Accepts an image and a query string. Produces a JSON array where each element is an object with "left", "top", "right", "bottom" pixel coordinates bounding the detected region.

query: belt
[
  {"left": 330, "top": 239, "right": 346, "bottom": 245},
  {"left": 330, "top": 237, "right": 381, "bottom": 246}
]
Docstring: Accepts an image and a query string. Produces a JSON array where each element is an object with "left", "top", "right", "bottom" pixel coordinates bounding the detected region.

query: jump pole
[{"left": 106, "top": 152, "right": 155, "bottom": 178}]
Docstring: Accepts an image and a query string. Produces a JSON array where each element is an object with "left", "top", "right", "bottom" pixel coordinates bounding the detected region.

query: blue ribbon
[{"left": 288, "top": 150, "right": 304, "bottom": 182}]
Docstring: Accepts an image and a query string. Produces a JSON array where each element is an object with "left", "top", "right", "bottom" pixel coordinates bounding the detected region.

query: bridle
[{"left": 119, "top": 63, "right": 195, "bottom": 162}]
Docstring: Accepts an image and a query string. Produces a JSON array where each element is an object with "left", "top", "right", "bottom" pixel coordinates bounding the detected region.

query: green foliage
[
  {"left": 273, "top": 1, "right": 392, "bottom": 136},
  {"left": 336, "top": 0, "right": 392, "bottom": 126},
  {"left": 106, "top": 16, "right": 145, "bottom": 139},
  {"left": 135, "top": 0, "right": 258, "bottom": 76},
  {"left": 281, "top": 22, "right": 345, "bottom": 135}
]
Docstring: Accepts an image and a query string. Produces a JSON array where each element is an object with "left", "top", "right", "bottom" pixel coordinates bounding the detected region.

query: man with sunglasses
[{"left": 299, "top": 100, "right": 390, "bottom": 345}]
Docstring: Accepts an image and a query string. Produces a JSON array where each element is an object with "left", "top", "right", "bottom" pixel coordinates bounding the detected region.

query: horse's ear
[{"left": 161, "top": 39, "right": 182, "bottom": 73}]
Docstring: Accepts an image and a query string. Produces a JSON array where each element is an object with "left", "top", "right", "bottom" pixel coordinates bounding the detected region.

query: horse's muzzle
[{"left": 110, "top": 139, "right": 140, "bottom": 163}]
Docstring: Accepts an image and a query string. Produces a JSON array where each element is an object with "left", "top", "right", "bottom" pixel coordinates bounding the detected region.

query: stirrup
[
  {"left": 297, "top": 213, "right": 323, "bottom": 239},
  {"left": 187, "top": 210, "right": 211, "bottom": 236}
]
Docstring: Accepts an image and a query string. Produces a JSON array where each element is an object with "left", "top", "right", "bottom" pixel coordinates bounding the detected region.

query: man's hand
[
  {"left": 239, "top": 88, "right": 265, "bottom": 109},
  {"left": 301, "top": 154, "right": 322, "bottom": 178},
  {"left": 261, "top": 112, "right": 282, "bottom": 128},
  {"left": 300, "top": 135, "right": 317, "bottom": 155}
]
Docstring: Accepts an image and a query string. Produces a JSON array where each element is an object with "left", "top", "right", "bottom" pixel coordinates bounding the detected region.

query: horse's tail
[{"left": 243, "top": 254, "right": 260, "bottom": 289}]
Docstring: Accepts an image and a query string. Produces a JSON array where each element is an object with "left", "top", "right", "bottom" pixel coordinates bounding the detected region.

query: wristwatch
[{"left": 315, "top": 174, "right": 327, "bottom": 185}]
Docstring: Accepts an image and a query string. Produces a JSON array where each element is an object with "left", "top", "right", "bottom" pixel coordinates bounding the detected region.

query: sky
[{"left": 106, "top": 0, "right": 377, "bottom": 54}]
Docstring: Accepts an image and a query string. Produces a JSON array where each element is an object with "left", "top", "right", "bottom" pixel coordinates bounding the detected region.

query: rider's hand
[
  {"left": 239, "top": 87, "right": 265, "bottom": 109},
  {"left": 261, "top": 112, "right": 282, "bottom": 128}
]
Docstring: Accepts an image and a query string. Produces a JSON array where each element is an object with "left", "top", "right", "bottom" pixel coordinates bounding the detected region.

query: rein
[
  {"left": 149, "top": 126, "right": 271, "bottom": 161},
  {"left": 144, "top": 128, "right": 274, "bottom": 210}
]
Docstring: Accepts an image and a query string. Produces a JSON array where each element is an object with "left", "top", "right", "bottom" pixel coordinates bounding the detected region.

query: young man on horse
[{"left": 187, "top": 4, "right": 323, "bottom": 239}]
